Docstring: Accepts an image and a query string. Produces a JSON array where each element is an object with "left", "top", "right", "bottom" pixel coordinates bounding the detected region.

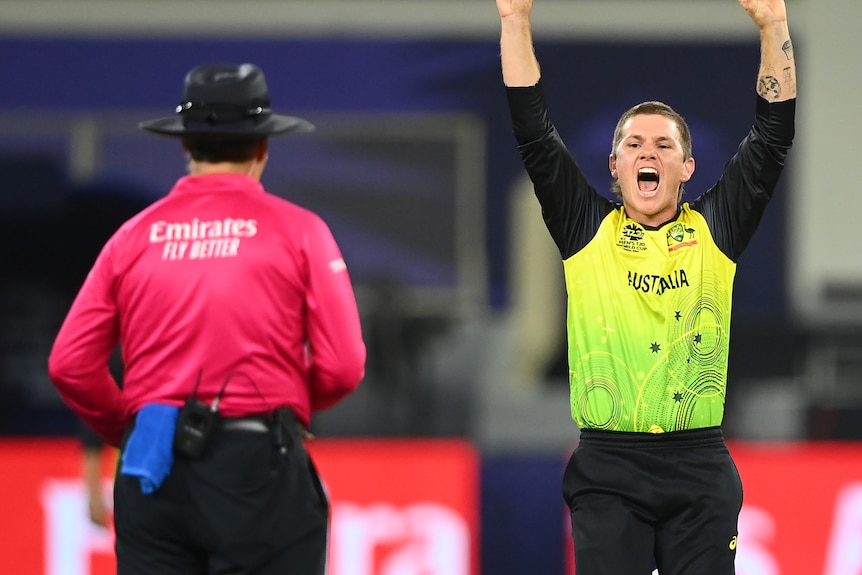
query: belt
[
  {"left": 219, "top": 408, "right": 303, "bottom": 450},
  {"left": 222, "top": 418, "right": 269, "bottom": 433}
]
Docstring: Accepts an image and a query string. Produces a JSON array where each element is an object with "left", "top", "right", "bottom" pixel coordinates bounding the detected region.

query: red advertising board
[
  {"left": 729, "top": 442, "right": 862, "bottom": 575},
  {"left": 5, "top": 438, "right": 862, "bottom": 574},
  {"left": 0, "top": 438, "right": 479, "bottom": 575},
  {"left": 564, "top": 441, "right": 862, "bottom": 575},
  {"left": 308, "top": 440, "right": 480, "bottom": 575}
]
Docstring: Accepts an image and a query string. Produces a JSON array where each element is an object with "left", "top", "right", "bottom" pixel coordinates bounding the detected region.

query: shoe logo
[{"left": 729, "top": 535, "right": 738, "bottom": 550}]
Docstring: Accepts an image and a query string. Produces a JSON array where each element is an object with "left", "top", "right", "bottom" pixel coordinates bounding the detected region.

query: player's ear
[{"left": 681, "top": 156, "right": 695, "bottom": 182}]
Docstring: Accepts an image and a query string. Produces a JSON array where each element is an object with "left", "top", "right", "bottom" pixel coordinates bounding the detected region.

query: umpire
[{"left": 48, "top": 62, "right": 367, "bottom": 574}]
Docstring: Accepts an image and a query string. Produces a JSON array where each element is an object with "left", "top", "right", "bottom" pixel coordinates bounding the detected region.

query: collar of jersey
[{"left": 171, "top": 173, "right": 266, "bottom": 196}]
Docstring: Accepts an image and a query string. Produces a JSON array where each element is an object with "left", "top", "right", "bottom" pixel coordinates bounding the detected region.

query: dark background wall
[{"left": 0, "top": 36, "right": 782, "bottom": 312}]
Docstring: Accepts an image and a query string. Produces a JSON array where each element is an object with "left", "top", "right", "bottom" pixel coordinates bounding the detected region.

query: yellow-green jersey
[
  {"left": 506, "top": 82, "right": 795, "bottom": 433},
  {"left": 565, "top": 205, "right": 732, "bottom": 433}
]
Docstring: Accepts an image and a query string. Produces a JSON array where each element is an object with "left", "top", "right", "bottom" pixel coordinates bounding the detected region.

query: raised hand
[
  {"left": 496, "top": 0, "right": 534, "bottom": 20},
  {"left": 497, "top": 0, "right": 540, "bottom": 86},
  {"left": 740, "top": 0, "right": 795, "bottom": 101},
  {"left": 738, "top": 0, "right": 788, "bottom": 28}
]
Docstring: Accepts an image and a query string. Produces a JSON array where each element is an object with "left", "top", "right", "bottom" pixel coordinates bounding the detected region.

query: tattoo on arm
[
  {"left": 758, "top": 75, "right": 781, "bottom": 100},
  {"left": 782, "top": 40, "right": 793, "bottom": 60}
]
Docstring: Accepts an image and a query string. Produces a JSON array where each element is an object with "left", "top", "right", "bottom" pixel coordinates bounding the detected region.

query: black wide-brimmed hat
[{"left": 139, "top": 62, "right": 314, "bottom": 137}]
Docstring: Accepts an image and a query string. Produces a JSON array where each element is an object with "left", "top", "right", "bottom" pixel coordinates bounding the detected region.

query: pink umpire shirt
[{"left": 48, "top": 173, "right": 366, "bottom": 447}]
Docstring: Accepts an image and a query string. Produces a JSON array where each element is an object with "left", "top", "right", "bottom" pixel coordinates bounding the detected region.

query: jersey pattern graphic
[{"left": 564, "top": 203, "right": 735, "bottom": 433}]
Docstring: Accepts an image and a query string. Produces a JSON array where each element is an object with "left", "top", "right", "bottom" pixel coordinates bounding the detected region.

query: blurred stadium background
[{"left": 2, "top": 1, "right": 862, "bottom": 573}]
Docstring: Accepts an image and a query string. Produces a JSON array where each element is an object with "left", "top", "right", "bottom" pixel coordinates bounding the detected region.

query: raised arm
[
  {"left": 739, "top": 0, "right": 796, "bottom": 102},
  {"left": 497, "top": 0, "right": 541, "bottom": 87}
]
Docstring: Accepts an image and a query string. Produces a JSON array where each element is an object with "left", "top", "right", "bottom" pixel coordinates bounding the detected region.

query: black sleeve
[
  {"left": 506, "top": 82, "right": 616, "bottom": 259},
  {"left": 692, "top": 96, "right": 796, "bottom": 261}
]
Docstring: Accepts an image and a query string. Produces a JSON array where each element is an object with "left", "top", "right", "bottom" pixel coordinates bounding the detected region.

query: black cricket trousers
[
  {"left": 114, "top": 413, "right": 330, "bottom": 575},
  {"left": 563, "top": 426, "right": 743, "bottom": 575}
]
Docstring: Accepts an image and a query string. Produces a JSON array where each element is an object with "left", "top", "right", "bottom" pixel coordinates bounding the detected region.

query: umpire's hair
[{"left": 182, "top": 136, "right": 265, "bottom": 163}]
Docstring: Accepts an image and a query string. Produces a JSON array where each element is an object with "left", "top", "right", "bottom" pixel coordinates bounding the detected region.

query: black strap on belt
[{"left": 271, "top": 407, "right": 300, "bottom": 452}]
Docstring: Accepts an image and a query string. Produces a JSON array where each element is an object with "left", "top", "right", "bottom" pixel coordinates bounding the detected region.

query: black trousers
[
  {"left": 563, "top": 427, "right": 743, "bottom": 575},
  {"left": 114, "top": 416, "right": 330, "bottom": 575}
]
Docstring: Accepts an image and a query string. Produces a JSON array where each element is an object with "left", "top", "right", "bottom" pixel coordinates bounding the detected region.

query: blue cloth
[{"left": 120, "top": 404, "right": 180, "bottom": 494}]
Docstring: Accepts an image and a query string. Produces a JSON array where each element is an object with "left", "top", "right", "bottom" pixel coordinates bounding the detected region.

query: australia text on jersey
[{"left": 627, "top": 269, "right": 689, "bottom": 295}]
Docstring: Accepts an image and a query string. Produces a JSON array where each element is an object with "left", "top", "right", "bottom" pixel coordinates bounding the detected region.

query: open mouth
[{"left": 637, "top": 167, "right": 659, "bottom": 195}]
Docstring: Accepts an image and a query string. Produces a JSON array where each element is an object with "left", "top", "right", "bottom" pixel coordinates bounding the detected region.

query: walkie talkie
[{"left": 174, "top": 370, "right": 225, "bottom": 459}]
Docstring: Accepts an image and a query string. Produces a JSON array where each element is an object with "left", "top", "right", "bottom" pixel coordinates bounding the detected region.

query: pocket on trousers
[{"left": 305, "top": 453, "right": 330, "bottom": 515}]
